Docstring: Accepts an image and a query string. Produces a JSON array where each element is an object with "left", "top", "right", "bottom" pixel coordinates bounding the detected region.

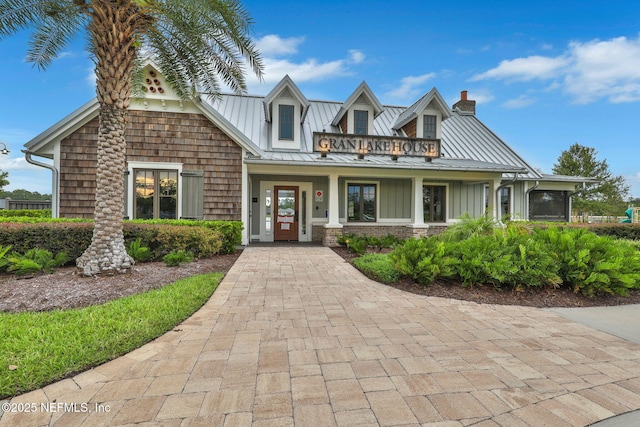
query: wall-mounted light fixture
[
  {"left": 391, "top": 146, "right": 402, "bottom": 161},
  {"left": 357, "top": 147, "right": 368, "bottom": 160},
  {"left": 0, "top": 142, "right": 9, "bottom": 155},
  {"left": 425, "top": 142, "right": 437, "bottom": 162}
]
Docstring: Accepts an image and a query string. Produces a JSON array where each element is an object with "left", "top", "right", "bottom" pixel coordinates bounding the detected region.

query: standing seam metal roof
[{"left": 210, "top": 93, "right": 539, "bottom": 178}]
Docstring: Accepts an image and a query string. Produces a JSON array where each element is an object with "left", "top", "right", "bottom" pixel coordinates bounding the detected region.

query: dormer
[
  {"left": 331, "top": 82, "right": 384, "bottom": 135},
  {"left": 263, "top": 75, "right": 310, "bottom": 150},
  {"left": 392, "top": 87, "right": 451, "bottom": 139}
]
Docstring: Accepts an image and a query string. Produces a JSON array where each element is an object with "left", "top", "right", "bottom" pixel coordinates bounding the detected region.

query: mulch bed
[
  {"left": 1, "top": 246, "right": 639, "bottom": 313},
  {"left": 332, "top": 247, "right": 640, "bottom": 308}
]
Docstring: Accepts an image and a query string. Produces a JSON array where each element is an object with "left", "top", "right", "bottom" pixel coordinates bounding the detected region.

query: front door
[{"left": 274, "top": 186, "right": 299, "bottom": 241}]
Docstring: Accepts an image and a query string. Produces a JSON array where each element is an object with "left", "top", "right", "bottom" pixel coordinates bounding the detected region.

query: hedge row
[
  {"left": 0, "top": 209, "right": 52, "bottom": 218},
  {"left": 533, "top": 223, "right": 640, "bottom": 240},
  {"left": 0, "top": 219, "right": 243, "bottom": 264}
]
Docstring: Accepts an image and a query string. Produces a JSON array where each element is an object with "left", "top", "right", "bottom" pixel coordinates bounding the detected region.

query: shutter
[
  {"left": 181, "top": 170, "right": 204, "bottom": 220},
  {"left": 123, "top": 170, "right": 130, "bottom": 220}
]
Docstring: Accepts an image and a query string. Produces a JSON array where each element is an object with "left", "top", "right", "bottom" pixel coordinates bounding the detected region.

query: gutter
[
  {"left": 23, "top": 150, "right": 59, "bottom": 218},
  {"left": 495, "top": 173, "right": 518, "bottom": 223},
  {"left": 524, "top": 180, "right": 540, "bottom": 221}
]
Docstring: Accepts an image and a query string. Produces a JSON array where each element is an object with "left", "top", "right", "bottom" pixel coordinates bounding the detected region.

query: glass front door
[{"left": 273, "top": 186, "right": 299, "bottom": 241}]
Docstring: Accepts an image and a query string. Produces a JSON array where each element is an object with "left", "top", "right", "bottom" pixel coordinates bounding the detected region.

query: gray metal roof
[{"left": 211, "top": 93, "right": 539, "bottom": 178}]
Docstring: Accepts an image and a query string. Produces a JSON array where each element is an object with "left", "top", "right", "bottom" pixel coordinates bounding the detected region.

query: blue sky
[{"left": 1, "top": 0, "right": 639, "bottom": 200}]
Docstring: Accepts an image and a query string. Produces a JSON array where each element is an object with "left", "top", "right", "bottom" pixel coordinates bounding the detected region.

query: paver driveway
[{"left": 2, "top": 246, "right": 640, "bottom": 426}]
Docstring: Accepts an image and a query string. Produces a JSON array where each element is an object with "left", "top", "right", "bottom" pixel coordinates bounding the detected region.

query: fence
[{"left": 0, "top": 198, "right": 52, "bottom": 210}]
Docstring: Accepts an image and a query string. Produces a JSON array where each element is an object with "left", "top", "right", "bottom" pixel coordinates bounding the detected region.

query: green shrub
[
  {"left": 0, "top": 209, "right": 51, "bottom": 218},
  {"left": 126, "top": 238, "right": 151, "bottom": 262},
  {"left": 389, "top": 237, "right": 455, "bottom": 286},
  {"left": 440, "top": 213, "right": 497, "bottom": 242},
  {"left": 353, "top": 253, "right": 400, "bottom": 284},
  {"left": 0, "top": 245, "right": 12, "bottom": 271},
  {"left": 7, "top": 249, "right": 69, "bottom": 276},
  {"left": 163, "top": 250, "right": 194, "bottom": 267},
  {"left": 128, "top": 219, "right": 242, "bottom": 254},
  {"left": 588, "top": 224, "right": 640, "bottom": 240},
  {"left": 534, "top": 227, "right": 640, "bottom": 297},
  {"left": 154, "top": 226, "right": 222, "bottom": 259},
  {"left": 0, "top": 220, "right": 237, "bottom": 264},
  {"left": 0, "top": 222, "right": 92, "bottom": 263}
]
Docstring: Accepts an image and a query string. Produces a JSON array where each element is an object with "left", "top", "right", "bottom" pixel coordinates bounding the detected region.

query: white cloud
[
  {"left": 465, "top": 89, "right": 495, "bottom": 105},
  {"left": 255, "top": 35, "right": 304, "bottom": 56},
  {"left": 245, "top": 34, "right": 366, "bottom": 91},
  {"left": 471, "top": 35, "right": 640, "bottom": 105},
  {"left": 348, "top": 49, "right": 365, "bottom": 64},
  {"left": 564, "top": 36, "right": 640, "bottom": 104},
  {"left": 502, "top": 94, "right": 536, "bottom": 109},
  {"left": 471, "top": 55, "right": 570, "bottom": 82},
  {"left": 385, "top": 73, "right": 436, "bottom": 100},
  {"left": 627, "top": 171, "right": 640, "bottom": 198},
  {"left": 259, "top": 58, "right": 350, "bottom": 84}
]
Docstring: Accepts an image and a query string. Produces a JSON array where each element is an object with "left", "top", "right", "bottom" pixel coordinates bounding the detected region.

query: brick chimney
[{"left": 453, "top": 90, "right": 476, "bottom": 114}]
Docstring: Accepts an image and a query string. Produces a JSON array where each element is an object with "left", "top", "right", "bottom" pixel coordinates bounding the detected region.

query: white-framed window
[
  {"left": 126, "top": 161, "right": 184, "bottom": 220},
  {"left": 347, "top": 182, "right": 377, "bottom": 222},
  {"left": 423, "top": 114, "right": 437, "bottom": 139},
  {"left": 134, "top": 168, "right": 178, "bottom": 219},
  {"left": 354, "top": 110, "right": 368, "bottom": 135},
  {"left": 279, "top": 104, "right": 294, "bottom": 140}
]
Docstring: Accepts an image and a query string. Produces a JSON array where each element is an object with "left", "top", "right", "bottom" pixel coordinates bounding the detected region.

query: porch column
[
  {"left": 407, "top": 176, "right": 429, "bottom": 239},
  {"left": 323, "top": 173, "right": 343, "bottom": 246},
  {"left": 489, "top": 178, "right": 501, "bottom": 223},
  {"left": 412, "top": 176, "right": 424, "bottom": 226}
]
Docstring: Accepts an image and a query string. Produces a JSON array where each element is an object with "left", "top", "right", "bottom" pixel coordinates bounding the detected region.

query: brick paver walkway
[{"left": 2, "top": 246, "right": 640, "bottom": 426}]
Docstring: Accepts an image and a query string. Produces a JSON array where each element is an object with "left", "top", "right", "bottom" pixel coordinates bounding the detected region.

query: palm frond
[
  {"left": 143, "top": 0, "right": 263, "bottom": 100},
  {"left": 0, "top": 0, "right": 87, "bottom": 69}
]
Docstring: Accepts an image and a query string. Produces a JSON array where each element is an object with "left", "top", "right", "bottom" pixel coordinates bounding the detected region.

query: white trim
[
  {"left": 241, "top": 149, "right": 250, "bottom": 245},
  {"left": 272, "top": 99, "right": 301, "bottom": 150},
  {"left": 258, "top": 180, "right": 313, "bottom": 242},
  {"left": 126, "top": 161, "right": 183, "bottom": 220}
]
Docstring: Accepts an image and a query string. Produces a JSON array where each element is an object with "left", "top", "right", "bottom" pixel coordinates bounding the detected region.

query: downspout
[
  {"left": 524, "top": 180, "right": 540, "bottom": 221},
  {"left": 23, "top": 150, "right": 59, "bottom": 218},
  {"left": 495, "top": 173, "right": 518, "bottom": 224}
]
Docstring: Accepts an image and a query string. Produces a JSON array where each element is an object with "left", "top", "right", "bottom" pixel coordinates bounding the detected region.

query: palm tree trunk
[
  {"left": 77, "top": 104, "right": 133, "bottom": 275},
  {"left": 77, "top": 0, "right": 140, "bottom": 276}
]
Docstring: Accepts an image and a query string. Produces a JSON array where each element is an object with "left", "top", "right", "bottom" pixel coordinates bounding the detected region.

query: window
[
  {"left": 354, "top": 110, "right": 368, "bottom": 135},
  {"left": 279, "top": 104, "right": 294, "bottom": 140},
  {"left": 134, "top": 169, "right": 178, "bottom": 219},
  {"left": 529, "top": 190, "right": 569, "bottom": 221},
  {"left": 348, "top": 184, "right": 376, "bottom": 221},
  {"left": 423, "top": 115, "right": 436, "bottom": 139},
  {"left": 500, "top": 187, "right": 511, "bottom": 218},
  {"left": 423, "top": 185, "right": 446, "bottom": 222}
]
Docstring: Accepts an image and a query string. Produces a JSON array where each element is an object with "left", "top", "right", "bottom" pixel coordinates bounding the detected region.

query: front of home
[{"left": 24, "top": 64, "right": 586, "bottom": 246}]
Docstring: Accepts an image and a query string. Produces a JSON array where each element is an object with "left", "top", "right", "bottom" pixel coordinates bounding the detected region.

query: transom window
[
  {"left": 354, "top": 110, "right": 368, "bottom": 135},
  {"left": 423, "top": 185, "right": 446, "bottom": 222},
  {"left": 134, "top": 169, "right": 178, "bottom": 219},
  {"left": 348, "top": 183, "right": 376, "bottom": 222},
  {"left": 279, "top": 104, "right": 294, "bottom": 140},
  {"left": 423, "top": 115, "right": 436, "bottom": 139}
]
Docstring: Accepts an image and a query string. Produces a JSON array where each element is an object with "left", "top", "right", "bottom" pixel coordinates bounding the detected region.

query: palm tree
[{"left": 0, "top": 0, "right": 263, "bottom": 276}]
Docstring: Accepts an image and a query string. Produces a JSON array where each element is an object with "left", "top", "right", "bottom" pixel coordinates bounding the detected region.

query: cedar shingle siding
[{"left": 59, "top": 110, "right": 243, "bottom": 220}]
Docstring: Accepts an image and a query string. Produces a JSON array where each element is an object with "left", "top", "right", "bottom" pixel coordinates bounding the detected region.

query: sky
[{"left": 1, "top": 0, "right": 639, "bottom": 200}]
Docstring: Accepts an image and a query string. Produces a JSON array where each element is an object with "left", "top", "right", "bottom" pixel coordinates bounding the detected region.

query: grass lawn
[{"left": 0, "top": 272, "right": 223, "bottom": 399}]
